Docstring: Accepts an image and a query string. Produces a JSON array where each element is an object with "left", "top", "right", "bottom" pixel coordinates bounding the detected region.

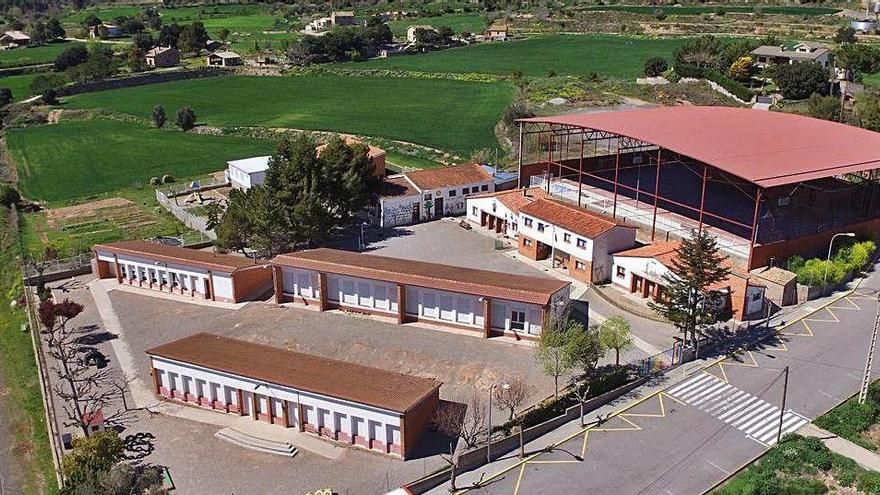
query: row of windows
[
  {"left": 522, "top": 216, "right": 589, "bottom": 250},
  {"left": 448, "top": 184, "right": 490, "bottom": 197}
]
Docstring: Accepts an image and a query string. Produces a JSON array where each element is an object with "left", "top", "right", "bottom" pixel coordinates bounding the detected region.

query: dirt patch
[
  {"left": 860, "top": 423, "right": 880, "bottom": 452},
  {"left": 46, "top": 109, "right": 63, "bottom": 124},
  {"left": 47, "top": 197, "right": 133, "bottom": 223}
]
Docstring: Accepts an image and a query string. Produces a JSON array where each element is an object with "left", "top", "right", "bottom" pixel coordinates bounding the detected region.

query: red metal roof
[{"left": 520, "top": 106, "right": 880, "bottom": 188}]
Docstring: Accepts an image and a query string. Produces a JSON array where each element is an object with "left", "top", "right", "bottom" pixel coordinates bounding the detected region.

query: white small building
[
  {"left": 517, "top": 198, "right": 637, "bottom": 284},
  {"left": 206, "top": 51, "right": 243, "bottom": 67},
  {"left": 466, "top": 187, "right": 550, "bottom": 237},
  {"left": 611, "top": 241, "right": 764, "bottom": 320},
  {"left": 92, "top": 240, "right": 273, "bottom": 303},
  {"left": 148, "top": 333, "right": 441, "bottom": 459},
  {"left": 0, "top": 30, "right": 29, "bottom": 48},
  {"left": 373, "top": 163, "right": 495, "bottom": 228},
  {"left": 406, "top": 25, "right": 436, "bottom": 43},
  {"left": 272, "top": 248, "right": 571, "bottom": 340},
  {"left": 750, "top": 41, "right": 830, "bottom": 69},
  {"left": 486, "top": 22, "right": 509, "bottom": 41},
  {"left": 226, "top": 156, "right": 271, "bottom": 189},
  {"left": 305, "top": 16, "right": 333, "bottom": 34}
]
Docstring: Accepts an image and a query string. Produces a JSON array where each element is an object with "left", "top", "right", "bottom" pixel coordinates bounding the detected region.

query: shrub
[
  {"left": 175, "top": 106, "right": 196, "bottom": 131},
  {"left": 41, "top": 88, "right": 58, "bottom": 105},
  {"left": 662, "top": 68, "right": 680, "bottom": 83},
  {"left": 673, "top": 63, "right": 704, "bottom": 79},
  {"left": 770, "top": 62, "right": 829, "bottom": 100},
  {"left": 703, "top": 67, "right": 753, "bottom": 102},
  {"left": 814, "top": 400, "right": 879, "bottom": 446},
  {"left": 0, "top": 87, "right": 12, "bottom": 107},
  {"left": 643, "top": 57, "right": 668, "bottom": 77},
  {"left": 503, "top": 101, "right": 535, "bottom": 126},
  {"left": 161, "top": 174, "right": 174, "bottom": 184},
  {"left": 653, "top": 8, "right": 666, "bottom": 21},
  {"left": 0, "top": 184, "right": 20, "bottom": 207},
  {"left": 780, "top": 478, "right": 827, "bottom": 495}
]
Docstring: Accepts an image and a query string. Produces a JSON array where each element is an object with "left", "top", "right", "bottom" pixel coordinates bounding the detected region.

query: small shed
[
  {"left": 0, "top": 30, "right": 30, "bottom": 48},
  {"left": 206, "top": 51, "right": 243, "bottom": 67},
  {"left": 145, "top": 46, "right": 180, "bottom": 68}
]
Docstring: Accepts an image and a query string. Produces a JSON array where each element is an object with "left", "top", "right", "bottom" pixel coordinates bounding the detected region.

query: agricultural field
[
  {"left": 864, "top": 72, "right": 880, "bottom": 88},
  {"left": 388, "top": 13, "right": 487, "bottom": 37},
  {"left": 578, "top": 4, "right": 840, "bottom": 15},
  {"left": 0, "top": 41, "right": 84, "bottom": 68},
  {"left": 65, "top": 74, "right": 513, "bottom": 154},
  {"left": 343, "top": 34, "right": 688, "bottom": 78},
  {"left": 384, "top": 150, "right": 443, "bottom": 173},
  {"left": 8, "top": 118, "right": 274, "bottom": 204},
  {"left": 0, "top": 72, "right": 40, "bottom": 101}
]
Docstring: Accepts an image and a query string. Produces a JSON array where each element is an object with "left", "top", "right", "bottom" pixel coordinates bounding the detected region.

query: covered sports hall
[{"left": 516, "top": 106, "right": 880, "bottom": 270}]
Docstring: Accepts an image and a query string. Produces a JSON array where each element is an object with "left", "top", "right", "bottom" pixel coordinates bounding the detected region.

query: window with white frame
[
  {"left": 537, "top": 222, "right": 545, "bottom": 232},
  {"left": 481, "top": 184, "right": 489, "bottom": 191},
  {"left": 510, "top": 310, "right": 526, "bottom": 331},
  {"left": 576, "top": 238, "right": 587, "bottom": 249},
  {"left": 472, "top": 206, "right": 478, "bottom": 216},
  {"left": 616, "top": 266, "right": 626, "bottom": 278},
  {"left": 524, "top": 217, "right": 533, "bottom": 227},
  {"left": 575, "top": 261, "right": 585, "bottom": 270},
  {"left": 563, "top": 233, "right": 571, "bottom": 243},
  {"left": 523, "top": 238, "right": 532, "bottom": 246}
]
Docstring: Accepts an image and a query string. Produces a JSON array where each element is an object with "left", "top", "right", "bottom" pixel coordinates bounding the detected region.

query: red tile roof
[
  {"left": 93, "top": 240, "right": 265, "bottom": 273},
  {"left": 614, "top": 241, "right": 747, "bottom": 290},
  {"left": 469, "top": 187, "right": 550, "bottom": 214},
  {"left": 518, "top": 198, "right": 634, "bottom": 239},
  {"left": 405, "top": 163, "right": 493, "bottom": 191},
  {"left": 613, "top": 242, "right": 680, "bottom": 259},
  {"left": 147, "top": 333, "right": 441, "bottom": 413},
  {"left": 273, "top": 248, "right": 569, "bottom": 305},
  {"left": 381, "top": 176, "right": 420, "bottom": 198}
]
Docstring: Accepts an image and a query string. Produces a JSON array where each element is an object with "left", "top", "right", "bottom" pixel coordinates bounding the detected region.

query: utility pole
[
  {"left": 858, "top": 292, "right": 880, "bottom": 404},
  {"left": 776, "top": 366, "right": 789, "bottom": 445}
]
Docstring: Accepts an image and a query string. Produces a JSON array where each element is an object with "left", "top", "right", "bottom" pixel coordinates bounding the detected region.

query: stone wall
[{"left": 57, "top": 68, "right": 226, "bottom": 97}]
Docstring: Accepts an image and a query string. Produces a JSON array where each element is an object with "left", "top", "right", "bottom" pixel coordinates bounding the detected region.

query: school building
[
  {"left": 271, "top": 248, "right": 571, "bottom": 340},
  {"left": 148, "top": 333, "right": 441, "bottom": 459},
  {"left": 92, "top": 241, "right": 273, "bottom": 303},
  {"left": 465, "top": 187, "right": 550, "bottom": 237}
]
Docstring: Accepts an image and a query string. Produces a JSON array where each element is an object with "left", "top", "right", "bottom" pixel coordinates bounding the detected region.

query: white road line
[
  {"left": 668, "top": 374, "right": 715, "bottom": 396},
  {"left": 706, "top": 460, "right": 731, "bottom": 475},
  {"left": 684, "top": 382, "right": 728, "bottom": 404},
  {"left": 716, "top": 395, "right": 759, "bottom": 421},
  {"left": 730, "top": 402, "right": 774, "bottom": 427},
  {"left": 704, "top": 390, "right": 747, "bottom": 414},
  {"left": 738, "top": 406, "right": 780, "bottom": 431},
  {"left": 692, "top": 384, "right": 733, "bottom": 407}
]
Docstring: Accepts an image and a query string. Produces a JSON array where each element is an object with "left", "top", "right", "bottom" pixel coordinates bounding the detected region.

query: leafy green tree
[
  {"left": 567, "top": 321, "right": 602, "bottom": 375},
  {"left": 53, "top": 45, "right": 89, "bottom": 72},
  {"left": 806, "top": 93, "right": 841, "bottom": 122},
  {"left": 178, "top": 21, "right": 208, "bottom": 54},
  {"left": 769, "top": 62, "right": 828, "bottom": 100},
  {"left": 60, "top": 430, "right": 125, "bottom": 492},
  {"left": 42, "top": 88, "right": 58, "bottom": 105},
  {"left": 46, "top": 18, "right": 65, "bottom": 39},
  {"left": 598, "top": 316, "right": 633, "bottom": 366},
  {"left": 0, "top": 87, "right": 12, "bottom": 107},
  {"left": 151, "top": 104, "right": 166, "bottom": 128},
  {"left": 158, "top": 23, "right": 181, "bottom": 48},
  {"left": 534, "top": 320, "right": 575, "bottom": 397},
  {"left": 132, "top": 32, "right": 154, "bottom": 52},
  {"left": 68, "top": 45, "right": 118, "bottom": 82},
  {"left": 0, "top": 184, "right": 20, "bottom": 207},
  {"left": 215, "top": 186, "right": 289, "bottom": 257},
  {"left": 649, "top": 230, "right": 731, "bottom": 354},
  {"left": 855, "top": 93, "right": 880, "bottom": 132},
  {"left": 216, "top": 27, "right": 230, "bottom": 43},
  {"left": 126, "top": 45, "right": 146, "bottom": 72},
  {"left": 175, "top": 106, "right": 196, "bottom": 131},
  {"left": 833, "top": 43, "right": 880, "bottom": 74},
  {"left": 673, "top": 35, "right": 723, "bottom": 69},
  {"left": 834, "top": 25, "right": 857, "bottom": 44}
]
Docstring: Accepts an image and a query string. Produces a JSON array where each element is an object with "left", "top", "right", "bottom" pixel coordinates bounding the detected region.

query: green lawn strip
[
  {"left": 864, "top": 72, "right": 880, "bottom": 88},
  {"left": 340, "top": 34, "right": 689, "bottom": 78},
  {"left": 579, "top": 5, "right": 839, "bottom": 15},
  {"left": 0, "top": 206, "right": 59, "bottom": 494},
  {"left": 384, "top": 150, "right": 444, "bottom": 172},
  {"left": 388, "top": 13, "right": 486, "bottom": 37},
  {"left": 0, "top": 72, "right": 42, "bottom": 102},
  {"left": 8, "top": 118, "right": 275, "bottom": 204},
  {"left": 0, "top": 41, "right": 84, "bottom": 68},
  {"left": 65, "top": 74, "right": 513, "bottom": 155},
  {"left": 62, "top": 4, "right": 267, "bottom": 25},
  {"left": 714, "top": 434, "right": 874, "bottom": 494},
  {"left": 814, "top": 380, "right": 880, "bottom": 451}
]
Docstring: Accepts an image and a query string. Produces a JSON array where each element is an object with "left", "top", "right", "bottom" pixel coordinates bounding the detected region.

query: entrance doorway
[{"left": 434, "top": 197, "right": 444, "bottom": 217}]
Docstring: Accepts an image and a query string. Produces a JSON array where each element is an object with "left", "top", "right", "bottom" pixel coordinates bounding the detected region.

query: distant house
[
  {"left": 371, "top": 163, "right": 495, "bottom": 227},
  {"left": 486, "top": 22, "right": 509, "bottom": 41},
  {"left": 331, "top": 11, "right": 359, "bottom": 27},
  {"left": 304, "top": 16, "right": 333, "bottom": 34},
  {"left": 206, "top": 51, "right": 242, "bottom": 67},
  {"left": 205, "top": 40, "right": 224, "bottom": 52},
  {"left": 406, "top": 25, "right": 436, "bottom": 43},
  {"left": 145, "top": 46, "right": 180, "bottom": 68},
  {"left": 226, "top": 138, "right": 386, "bottom": 189},
  {"left": 750, "top": 41, "right": 830, "bottom": 69},
  {"left": 89, "top": 22, "right": 123, "bottom": 39},
  {"left": 0, "top": 30, "right": 29, "bottom": 48}
]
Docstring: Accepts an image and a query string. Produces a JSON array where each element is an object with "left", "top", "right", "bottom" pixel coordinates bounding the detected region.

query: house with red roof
[
  {"left": 611, "top": 241, "right": 765, "bottom": 320},
  {"left": 517, "top": 198, "right": 638, "bottom": 283},
  {"left": 465, "top": 187, "right": 550, "bottom": 237}
]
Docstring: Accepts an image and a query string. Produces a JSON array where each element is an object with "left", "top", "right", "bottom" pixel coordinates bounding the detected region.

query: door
[
  {"left": 412, "top": 203, "right": 420, "bottom": 223},
  {"left": 203, "top": 278, "right": 212, "bottom": 299},
  {"left": 434, "top": 197, "right": 444, "bottom": 217}
]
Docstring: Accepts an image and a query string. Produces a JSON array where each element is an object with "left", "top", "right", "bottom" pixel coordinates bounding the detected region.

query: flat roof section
[
  {"left": 273, "top": 248, "right": 570, "bottom": 306},
  {"left": 520, "top": 106, "right": 880, "bottom": 188},
  {"left": 518, "top": 198, "right": 634, "bottom": 239},
  {"left": 94, "top": 240, "right": 263, "bottom": 273},
  {"left": 147, "top": 333, "right": 441, "bottom": 413}
]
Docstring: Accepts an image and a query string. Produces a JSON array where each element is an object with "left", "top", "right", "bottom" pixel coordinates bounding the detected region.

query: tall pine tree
[{"left": 649, "top": 230, "right": 731, "bottom": 354}]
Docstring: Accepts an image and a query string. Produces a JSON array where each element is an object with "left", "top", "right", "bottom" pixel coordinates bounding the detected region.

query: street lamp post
[
  {"left": 487, "top": 382, "right": 510, "bottom": 464},
  {"left": 823, "top": 232, "right": 856, "bottom": 293}
]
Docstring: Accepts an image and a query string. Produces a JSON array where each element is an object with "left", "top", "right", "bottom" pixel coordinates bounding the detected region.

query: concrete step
[{"left": 215, "top": 428, "right": 298, "bottom": 457}]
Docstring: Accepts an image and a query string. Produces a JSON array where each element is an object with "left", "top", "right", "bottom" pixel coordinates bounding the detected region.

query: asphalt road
[{"left": 460, "top": 267, "right": 880, "bottom": 495}]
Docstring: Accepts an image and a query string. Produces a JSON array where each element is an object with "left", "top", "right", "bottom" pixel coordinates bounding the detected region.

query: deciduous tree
[
  {"left": 597, "top": 316, "right": 634, "bottom": 366},
  {"left": 770, "top": 62, "right": 828, "bottom": 100},
  {"left": 493, "top": 375, "right": 530, "bottom": 421}
]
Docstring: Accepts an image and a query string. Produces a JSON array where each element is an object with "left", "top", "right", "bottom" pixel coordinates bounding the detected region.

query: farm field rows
[
  {"left": 578, "top": 4, "right": 839, "bottom": 15},
  {"left": 8, "top": 118, "right": 275, "bottom": 203},
  {"left": 65, "top": 74, "right": 513, "bottom": 155},
  {"left": 341, "top": 34, "right": 689, "bottom": 78},
  {"left": 0, "top": 72, "right": 39, "bottom": 101}
]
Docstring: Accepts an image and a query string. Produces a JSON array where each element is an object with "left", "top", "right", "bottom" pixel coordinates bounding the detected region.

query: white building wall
[
  {"left": 95, "top": 251, "right": 234, "bottom": 300},
  {"left": 151, "top": 356, "right": 402, "bottom": 447},
  {"left": 280, "top": 266, "right": 320, "bottom": 300},
  {"left": 420, "top": 180, "right": 494, "bottom": 220},
  {"left": 590, "top": 227, "right": 637, "bottom": 283},
  {"left": 380, "top": 195, "right": 420, "bottom": 228},
  {"left": 611, "top": 255, "right": 670, "bottom": 291},
  {"left": 326, "top": 273, "right": 399, "bottom": 315},
  {"left": 466, "top": 196, "right": 519, "bottom": 235}
]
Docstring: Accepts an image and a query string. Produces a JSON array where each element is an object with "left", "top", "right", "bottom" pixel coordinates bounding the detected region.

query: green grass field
[
  {"left": 388, "top": 13, "right": 486, "bottom": 37},
  {"left": 0, "top": 41, "right": 84, "bottom": 68},
  {"left": 384, "top": 150, "right": 443, "bottom": 172},
  {"left": 864, "top": 72, "right": 880, "bottom": 87},
  {"left": 65, "top": 75, "right": 513, "bottom": 154},
  {"left": 342, "top": 34, "right": 688, "bottom": 78},
  {"left": 0, "top": 72, "right": 40, "bottom": 101},
  {"left": 8, "top": 119, "right": 275, "bottom": 203},
  {"left": 580, "top": 4, "right": 839, "bottom": 15},
  {"left": 62, "top": 4, "right": 268, "bottom": 25}
]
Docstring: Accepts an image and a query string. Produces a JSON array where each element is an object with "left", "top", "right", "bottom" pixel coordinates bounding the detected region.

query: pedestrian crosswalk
[{"left": 667, "top": 373, "right": 809, "bottom": 446}]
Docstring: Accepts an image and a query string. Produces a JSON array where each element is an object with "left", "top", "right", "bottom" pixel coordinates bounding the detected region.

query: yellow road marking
[
  {"left": 830, "top": 297, "right": 862, "bottom": 311},
  {"left": 802, "top": 307, "right": 840, "bottom": 323},
  {"left": 780, "top": 320, "right": 814, "bottom": 337},
  {"left": 512, "top": 463, "right": 525, "bottom": 495}
]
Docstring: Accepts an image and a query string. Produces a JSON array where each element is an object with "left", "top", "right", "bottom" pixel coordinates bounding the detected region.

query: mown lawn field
[
  {"left": 388, "top": 13, "right": 486, "bottom": 37},
  {"left": 8, "top": 119, "right": 275, "bottom": 203},
  {"left": 0, "top": 41, "right": 83, "bottom": 68},
  {"left": 342, "top": 34, "right": 688, "bottom": 78},
  {"left": 0, "top": 72, "right": 40, "bottom": 101},
  {"left": 579, "top": 4, "right": 839, "bottom": 15},
  {"left": 66, "top": 75, "right": 513, "bottom": 154}
]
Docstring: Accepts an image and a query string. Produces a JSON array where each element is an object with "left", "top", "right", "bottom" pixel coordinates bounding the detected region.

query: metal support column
[
  {"left": 651, "top": 148, "right": 662, "bottom": 241},
  {"left": 697, "top": 165, "right": 709, "bottom": 234},
  {"left": 612, "top": 139, "right": 621, "bottom": 219},
  {"left": 747, "top": 189, "right": 763, "bottom": 270}
]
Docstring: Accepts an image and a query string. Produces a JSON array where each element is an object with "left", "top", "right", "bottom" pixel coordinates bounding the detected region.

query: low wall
[
  {"left": 155, "top": 189, "right": 217, "bottom": 240},
  {"left": 57, "top": 68, "right": 225, "bottom": 97},
  {"left": 404, "top": 374, "right": 651, "bottom": 494}
]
